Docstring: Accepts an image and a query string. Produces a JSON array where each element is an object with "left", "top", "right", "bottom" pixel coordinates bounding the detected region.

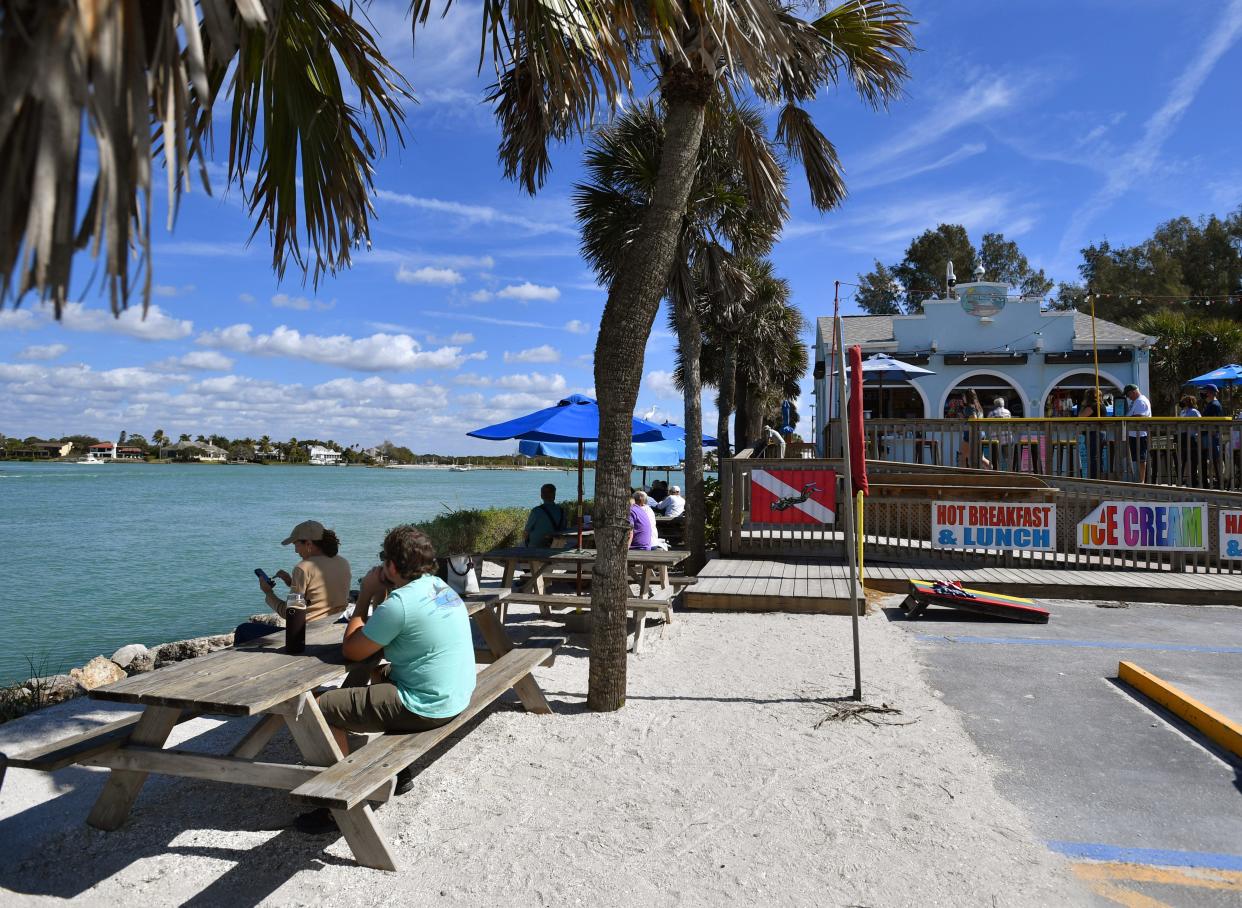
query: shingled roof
[{"left": 818, "top": 311, "right": 1153, "bottom": 350}]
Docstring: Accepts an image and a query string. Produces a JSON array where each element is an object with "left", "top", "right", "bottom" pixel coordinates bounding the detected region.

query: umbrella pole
[{"left": 577, "top": 440, "right": 584, "bottom": 592}]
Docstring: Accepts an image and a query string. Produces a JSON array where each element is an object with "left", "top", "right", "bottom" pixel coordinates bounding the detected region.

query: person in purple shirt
[{"left": 627, "top": 489, "right": 654, "bottom": 549}]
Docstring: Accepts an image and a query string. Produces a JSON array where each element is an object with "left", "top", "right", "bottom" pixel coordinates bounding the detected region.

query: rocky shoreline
[{"left": 1, "top": 614, "right": 282, "bottom": 722}]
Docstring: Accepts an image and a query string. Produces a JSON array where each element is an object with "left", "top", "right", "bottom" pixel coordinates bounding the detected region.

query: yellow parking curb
[{"left": 1118, "top": 661, "right": 1242, "bottom": 759}]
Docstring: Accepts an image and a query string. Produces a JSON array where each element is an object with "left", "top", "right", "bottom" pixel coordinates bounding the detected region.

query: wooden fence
[
  {"left": 825, "top": 417, "right": 1241, "bottom": 491},
  {"left": 720, "top": 454, "right": 1242, "bottom": 574}
]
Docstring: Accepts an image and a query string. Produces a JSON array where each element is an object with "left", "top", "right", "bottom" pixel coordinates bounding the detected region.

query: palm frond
[{"left": 776, "top": 104, "right": 846, "bottom": 211}]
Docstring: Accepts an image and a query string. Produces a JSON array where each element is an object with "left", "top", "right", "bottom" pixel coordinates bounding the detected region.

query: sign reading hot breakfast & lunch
[
  {"left": 931, "top": 502, "right": 1057, "bottom": 551},
  {"left": 1219, "top": 510, "right": 1242, "bottom": 559},
  {"left": 1077, "top": 501, "right": 1208, "bottom": 552}
]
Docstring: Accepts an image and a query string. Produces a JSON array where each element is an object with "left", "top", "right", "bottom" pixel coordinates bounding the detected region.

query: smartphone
[{"left": 254, "top": 568, "right": 276, "bottom": 586}]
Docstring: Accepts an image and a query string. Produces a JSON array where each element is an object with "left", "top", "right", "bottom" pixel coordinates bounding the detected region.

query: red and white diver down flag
[{"left": 750, "top": 469, "right": 837, "bottom": 525}]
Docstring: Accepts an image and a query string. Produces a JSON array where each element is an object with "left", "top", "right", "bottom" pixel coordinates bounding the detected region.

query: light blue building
[{"left": 813, "top": 289, "right": 1156, "bottom": 454}]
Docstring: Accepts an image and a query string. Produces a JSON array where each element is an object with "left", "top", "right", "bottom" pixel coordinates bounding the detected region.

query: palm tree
[
  {"left": 2, "top": 1, "right": 411, "bottom": 315},
  {"left": 575, "top": 101, "right": 787, "bottom": 574}
]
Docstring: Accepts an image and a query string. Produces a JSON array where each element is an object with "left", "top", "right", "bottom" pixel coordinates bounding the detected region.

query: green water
[{"left": 0, "top": 461, "right": 685, "bottom": 685}]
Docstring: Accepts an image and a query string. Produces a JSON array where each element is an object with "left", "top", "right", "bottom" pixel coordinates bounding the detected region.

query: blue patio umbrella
[
  {"left": 468, "top": 394, "right": 668, "bottom": 549},
  {"left": 518, "top": 438, "right": 685, "bottom": 467},
  {"left": 834, "top": 354, "right": 936, "bottom": 418},
  {"left": 1186, "top": 364, "right": 1242, "bottom": 388}
]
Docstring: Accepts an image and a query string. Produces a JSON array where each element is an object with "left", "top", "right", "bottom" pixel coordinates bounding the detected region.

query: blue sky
[{"left": 2, "top": 0, "right": 1241, "bottom": 453}]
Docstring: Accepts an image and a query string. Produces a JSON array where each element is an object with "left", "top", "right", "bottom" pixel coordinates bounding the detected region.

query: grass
[{"left": 0, "top": 656, "right": 56, "bottom": 725}]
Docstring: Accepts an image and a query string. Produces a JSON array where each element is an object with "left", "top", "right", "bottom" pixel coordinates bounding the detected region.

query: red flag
[{"left": 847, "top": 344, "right": 869, "bottom": 495}]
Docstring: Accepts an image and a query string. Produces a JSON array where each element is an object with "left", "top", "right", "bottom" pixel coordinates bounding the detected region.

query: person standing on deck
[
  {"left": 1123, "top": 383, "right": 1152, "bottom": 484},
  {"left": 1199, "top": 384, "right": 1225, "bottom": 488}
]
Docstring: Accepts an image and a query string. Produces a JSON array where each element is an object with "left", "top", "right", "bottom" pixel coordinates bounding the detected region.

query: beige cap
[{"left": 281, "top": 519, "right": 325, "bottom": 545}]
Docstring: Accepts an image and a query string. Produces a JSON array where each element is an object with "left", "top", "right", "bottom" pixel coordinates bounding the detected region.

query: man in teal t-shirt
[
  {"left": 524, "top": 483, "right": 566, "bottom": 548},
  {"left": 302, "top": 524, "right": 476, "bottom": 834}
]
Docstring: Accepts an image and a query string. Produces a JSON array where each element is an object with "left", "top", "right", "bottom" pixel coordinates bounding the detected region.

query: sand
[{"left": 0, "top": 593, "right": 1089, "bottom": 906}]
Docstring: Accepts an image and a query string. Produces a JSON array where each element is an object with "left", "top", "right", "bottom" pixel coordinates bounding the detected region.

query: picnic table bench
[
  {"left": 1, "top": 592, "right": 560, "bottom": 873},
  {"left": 500, "top": 592, "right": 673, "bottom": 654},
  {"left": 481, "top": 546, "right": 689, "bottom": 602}
]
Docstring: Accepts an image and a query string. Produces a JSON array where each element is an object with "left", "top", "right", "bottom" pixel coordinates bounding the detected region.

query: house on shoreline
[
  {"left": 308, "top": 445, "right": 343, "bottom": 465},
  {"left": 813, "top": 289, "right": 1155, "bottom": 453}
]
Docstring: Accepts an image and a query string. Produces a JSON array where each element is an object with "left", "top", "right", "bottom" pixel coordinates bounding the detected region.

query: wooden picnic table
[
  {"left": 482, "top": 546, "right": 689, "bottom": 598},
  {"left": 2, "top": 593, "right": 553, "bottom": 872}
]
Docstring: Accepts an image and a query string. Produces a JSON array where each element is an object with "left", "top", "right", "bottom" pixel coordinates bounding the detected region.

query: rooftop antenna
[{"left": 973, "top": 259, "right": 985, "bottom": 282}]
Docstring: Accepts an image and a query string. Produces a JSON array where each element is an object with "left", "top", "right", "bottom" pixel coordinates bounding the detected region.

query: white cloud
[
  {"left": 469, "top": 289, "right": 494, "bottom": 302},
  {"left": 374, "top": 190, "right": 576, "bottom": 237},
  {"left": 154, "top": 351, "right": 235, "bottom": 371},
  {"left": 154, "top": 284, "right": 196, "bottom": 298},
  {"left": 17, "top": 343, "right": 68, "bottom": 361},
  {"left": 498, "top": 282, "right": 560, "bottom": 302},
  {"left": 0, "top": 309, "right": 39, "bottom": 331},
  {"left": 495, "top": 372, "right": 567, "bottom": 393},
  {"left": 423, "top": 309, "right": 554, "bottom": 330},
  {"left": 428, "top": 332, "right": 474, "bottom": 345},
  {"left": 564, "top": 319, "right": 592, "bottom": 335},
  {"left": 361, "top": 249, "right": 496, "bottom": 270},
  {"left": 646, "top": 370, "right": 680, "bottom": 399},
  {"left": 159, "top": 240, "right": 252, "bottom": 257},
  {"left": 396, "top": 264, "right": 465, "bottom": 286},
  {"left": 504, "top": 345, "right": 560, "bottom": 364},
  {"left": 60, "top": 303, "right": 194, "bottom": 341},
  {"left": 490, "top": 391, "right": 556, "bottom": 410},
  {"left": 271, "top": 293, "right": 335, "bottom": 311},
  {"left": 196, "top": 324, "right": 478, "bottom": 371},
  {"left": 238, "top": 292, "right": 257, "bottom": 304},
  {"left": 1058, "top": 0, "right": 1242, "bottom": 260}
]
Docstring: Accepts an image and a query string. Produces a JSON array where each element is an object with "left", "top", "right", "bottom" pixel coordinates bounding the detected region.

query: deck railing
[
  {"left": 720, "top": 454, "right": 1242, "bottom": 574},
  {"left": 826, "top": 417, "right": 1241, "bottom": 491}
]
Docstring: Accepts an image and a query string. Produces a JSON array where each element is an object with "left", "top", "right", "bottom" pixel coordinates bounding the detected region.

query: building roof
[{"left": 818, "top": 310, "right": 1153, "bottom": 351}]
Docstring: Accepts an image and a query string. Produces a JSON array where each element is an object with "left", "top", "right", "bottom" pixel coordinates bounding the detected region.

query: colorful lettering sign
[
  {"left": 931, "top": 502, "right": 1056, "bottom": 551},
  {"left": 1077, "top": 501, "right": 1207, "bottom": 552},
  {"left": 1219, "top": 511, "right": 1242, "bottom": 559},
  {"left": 750, "top": 469, "right": 836, "bottom": 525}
]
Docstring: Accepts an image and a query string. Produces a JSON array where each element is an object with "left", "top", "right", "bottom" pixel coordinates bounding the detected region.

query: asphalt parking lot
[{"left": 888, "top": 596, "right": 1242, "bottom": 907}]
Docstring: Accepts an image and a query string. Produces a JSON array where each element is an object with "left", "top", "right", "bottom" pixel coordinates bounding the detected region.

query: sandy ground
[{"left": 0, "top": 590, "right": 1090, "bottom": 907}]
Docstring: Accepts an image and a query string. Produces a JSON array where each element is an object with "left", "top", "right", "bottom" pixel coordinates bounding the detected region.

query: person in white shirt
[
  {"left": 987, "top": 397, "right": 1011, "bottom": 418},
  {"left": 655, "top": 485, "right": 686, "bottom": 518},
  {"left": 1123, "top": 383, "right": 1152, "bottom": 484}
]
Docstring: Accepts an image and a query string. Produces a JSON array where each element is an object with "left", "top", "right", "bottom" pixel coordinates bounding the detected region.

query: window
[{"left": 944, "top": 374, "right": 1024, "bottom": 418}]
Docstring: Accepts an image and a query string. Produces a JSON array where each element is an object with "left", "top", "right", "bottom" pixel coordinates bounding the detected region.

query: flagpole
[{"left": 835, "top": 315, "right": 863, "bottom": 701}]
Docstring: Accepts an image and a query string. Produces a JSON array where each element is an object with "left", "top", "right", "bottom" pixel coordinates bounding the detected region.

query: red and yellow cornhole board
[{"left": 902, "top": 579, "right": 1050, "bottom": 623}]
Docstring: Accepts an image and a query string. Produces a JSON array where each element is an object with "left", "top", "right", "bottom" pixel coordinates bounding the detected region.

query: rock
[
  {"left": 30, "top": 673, "right": 86, "bottom": 705},
  {"left": 124, "top": 652, "right": 156, "bottom": 675},
  {"left": 246, "top": 613, "right": 283, "bottom": 627},
  {"left": 70, "top": 656, "right": 128, "bottom": 690},
  {"left": 205, "top": 633, "right": 234, "bottom": 651},
  {"left": 110, "top": 643, "right": 150, "bottom": 669},
  {"left": 154, "top": 638, "right": 210, "bottom": 667}
]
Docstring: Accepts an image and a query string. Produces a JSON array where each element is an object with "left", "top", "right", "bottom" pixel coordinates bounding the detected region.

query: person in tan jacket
[{"left": 235, "top": 519, "right": 352, "bottom": 645}]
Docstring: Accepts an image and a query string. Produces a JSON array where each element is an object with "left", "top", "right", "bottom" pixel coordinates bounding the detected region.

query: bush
[
  {"left": 703, "top": 475, "right": 721, "bottom": 549},
  {"left": 414, "top": 507, "right": 529, "bottom": 555}
]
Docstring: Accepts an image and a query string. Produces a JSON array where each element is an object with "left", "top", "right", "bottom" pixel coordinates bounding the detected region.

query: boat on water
[{"left": 449, "top": 465, "right": 472, "bottom": 472}]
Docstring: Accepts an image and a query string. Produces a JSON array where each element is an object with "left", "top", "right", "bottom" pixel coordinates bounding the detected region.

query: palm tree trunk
[
  {"left": 716, "top": 334, "right": 738, "bottom": 459},
  {"left": 589, "top": 85, "right": 709, "bottom": 712},
  {"left": 672, "top": 300, "right": 706, "bottom": 574},
  {"left": 735, "top": 381, "right": 752, "bottom": 452}
]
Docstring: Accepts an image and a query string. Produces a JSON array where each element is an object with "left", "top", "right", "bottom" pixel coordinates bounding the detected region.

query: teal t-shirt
[
  {"left": 362, "top": 575, "right": 476, "bottom": 718},
  {"left": 525, "top": 501, "right": 566, "bottom": 548}
]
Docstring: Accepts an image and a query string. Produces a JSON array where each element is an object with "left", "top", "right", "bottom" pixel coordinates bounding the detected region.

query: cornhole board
[{"left": 902, "top": 579, "right": 1050, "bottom": 623}]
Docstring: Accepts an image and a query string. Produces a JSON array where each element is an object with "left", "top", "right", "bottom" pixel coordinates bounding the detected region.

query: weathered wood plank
[{"left": 86, "top": 705, "right": 182, "bottom": 831}]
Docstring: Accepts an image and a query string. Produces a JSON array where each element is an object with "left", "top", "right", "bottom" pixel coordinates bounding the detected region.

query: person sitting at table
[
  {"left": 627, "top": 489, "right": 656, "bottom": 550},
  {"left": 296, "top": 524, "right": 476, "bottom": 834},
  {"left": 239, "top": 520, "right": 350, "bottom": 646},
  {"left": 523, "top": 483, "right": 567, "bottom": 548},
  {"left": 636, "top": 489, "right": 669, "bottom": 551},
  {"left": 655, "top": 485, "right": 685, "bottom": 519}
]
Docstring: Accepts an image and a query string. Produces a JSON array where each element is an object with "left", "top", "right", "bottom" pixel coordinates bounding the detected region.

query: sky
[{"left": 2, "top": 0, "right": 1241, "bottom": 454}]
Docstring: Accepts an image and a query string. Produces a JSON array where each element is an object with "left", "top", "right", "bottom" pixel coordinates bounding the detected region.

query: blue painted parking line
[
  {"left": 915, "top": 635, "right": 1242, "bottom": 654},
  {"left": 1049, "top": 841, "right": 1242, "bottom": 871}
]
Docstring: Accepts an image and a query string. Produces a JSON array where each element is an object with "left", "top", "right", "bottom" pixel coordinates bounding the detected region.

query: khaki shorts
[{"left": 317, "top": 664, "right": 456, "bottom": 734}]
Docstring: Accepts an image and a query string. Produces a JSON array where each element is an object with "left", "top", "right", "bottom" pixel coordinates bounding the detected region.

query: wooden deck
[{"left": 683, "top": 558, "right": 1242, "bottom": 611}]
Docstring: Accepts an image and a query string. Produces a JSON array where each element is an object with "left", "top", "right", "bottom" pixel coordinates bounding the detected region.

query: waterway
[{"left": 0, "top": 461, "right": 685, "bottom": 685}]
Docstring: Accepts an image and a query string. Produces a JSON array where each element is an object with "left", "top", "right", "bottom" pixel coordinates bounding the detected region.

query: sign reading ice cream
[
  {"left": 931, "top": 502, "right": 1056, "bottom": 551},
  {"left": 1077, "top": 501, "right": 1207, "bottom": 552},
  {"left": 1219, "top": 511, "right": 1242, "bottom": 559}
]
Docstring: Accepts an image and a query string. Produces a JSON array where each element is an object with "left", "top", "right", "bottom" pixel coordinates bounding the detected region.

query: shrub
[
  {"left": 703, "top": 476, "right": 721, "bottom": 548},
  {"left": 414, "top": 507, "right": 529, "bottom": 555}
]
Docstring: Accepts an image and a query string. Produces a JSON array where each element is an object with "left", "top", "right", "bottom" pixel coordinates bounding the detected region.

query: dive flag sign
[
  {"left": 750, "top": 469, "right": 836, "bottom": 525},
  {"left": 1077, "top": 500, "right": 1208, "bottom": 552}
]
